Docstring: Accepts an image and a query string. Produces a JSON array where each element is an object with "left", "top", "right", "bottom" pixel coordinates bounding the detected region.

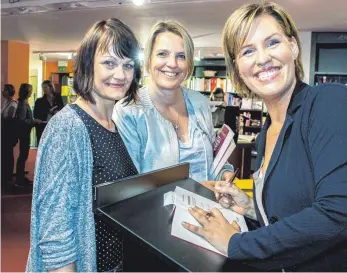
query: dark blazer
[
  {"left": 34, "top": 95, "right": 64, "bottom": 143},
  {"left": 228, "top": 82, "right": 347, "bottom": 271},
  {"left": 34, "top": 96, "right": 53, "bottom": 122}
]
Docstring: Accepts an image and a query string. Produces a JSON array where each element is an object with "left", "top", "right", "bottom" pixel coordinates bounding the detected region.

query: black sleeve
[
  {"left": 33, "top": 99, "right": 41, "bottom": 119},
  {"left": 54, "top": 94, "right": 65, "bottom": 110}
]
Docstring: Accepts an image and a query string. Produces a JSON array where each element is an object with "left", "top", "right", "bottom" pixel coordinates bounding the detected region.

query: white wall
[
  {"left": 29, "top": 53, "right": 43, "bottom": 97},
  {"left": 298, "top": 31, "right": 312, "bottom": 84}
]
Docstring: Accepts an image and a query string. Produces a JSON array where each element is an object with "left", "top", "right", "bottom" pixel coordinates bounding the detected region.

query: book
[
  {"left": 212, "top": 141, "right": 236, "bottom": 179},
  {"left": 238, "top": 134, "right": 256, "bottom": 143},
  {"left": 211, "top": 124, "right": 236, "bottom": 179},
  {"left": 164, "top": 187, "right": 248, "bottom": 256}
]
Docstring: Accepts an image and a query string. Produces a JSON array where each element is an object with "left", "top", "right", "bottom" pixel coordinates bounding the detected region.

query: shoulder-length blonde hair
[
  {"left": 222, "top": 1, "right": 304, "bottom": 98},
  {"left": 145, "top": 20, "right": 194, "bottom": 81}
]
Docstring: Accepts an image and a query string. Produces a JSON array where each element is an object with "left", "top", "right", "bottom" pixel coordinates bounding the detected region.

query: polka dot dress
[{"left": 71, "top": 104, "right": 138, "bottom": 272}]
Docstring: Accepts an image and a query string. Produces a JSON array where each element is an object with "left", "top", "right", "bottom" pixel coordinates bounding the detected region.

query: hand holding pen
[
  {"left": 211, "top": 168, "right": 252, "bottom": 216},
  {"left": 217, "top": 168, "right": 240, "bottom": 201}
]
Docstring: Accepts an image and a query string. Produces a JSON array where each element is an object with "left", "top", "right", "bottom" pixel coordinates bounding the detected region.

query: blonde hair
[
  {"left": 222, "top": 1, "right": 304, "bottom": 97},
  {"left": 145, "top": 20, "right": 194, "bottom": 80}
]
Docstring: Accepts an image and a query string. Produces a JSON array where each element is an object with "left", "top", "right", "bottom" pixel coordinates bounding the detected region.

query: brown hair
[
  {"left": 18, "top": 83, "right": 32, "bottom": 101},
  {"left": 3, "top": 84, "right": 15, "bottom": 97},
  {"left": 73, "top": 18, "right": 141, "bottom": 105},
  {"left": 222, "top": 1, "right": 304, "bottom": 97},
  {"left": 145, "top": 20, "right": 194, "bottom": 81},
  {"left": 41, "top": 80, "right": 55, "bottom": 94}
]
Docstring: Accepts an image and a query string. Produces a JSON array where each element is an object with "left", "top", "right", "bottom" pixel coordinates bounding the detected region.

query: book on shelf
[
  {"left": 238, "top": 134, "right": 256, "bottom": 143},
  {"left": 189, "top": 77, "right": 233, "bottom": 93},
  {"left": 212, "top": 124, "right": 236, "bottom": 179}
]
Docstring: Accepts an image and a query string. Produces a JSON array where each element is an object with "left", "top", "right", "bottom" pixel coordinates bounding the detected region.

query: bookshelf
[
  {"left": 239, "top": 108, "right": 263, "bottom": 136},
  {"left": 188, "top": 57, "right": 265, "bottom": 136},
  {"left": 187, "top": 57, "right": 234, "bottom": 95},
  {"left": 310, "top": 32, "right": 347, "bottom": 86}
]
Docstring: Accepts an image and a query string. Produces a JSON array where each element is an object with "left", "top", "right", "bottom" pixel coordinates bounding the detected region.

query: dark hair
[
  {"left": 74, "top": 18, "right": 141, "bottom": 105},
  {"left": 18, "top": 83, "right": 32, "bottom": 101},
  {"left": 41, "top": 80, "right": 55, "bottom": 93},
  {"left": 214, "top": 87, "right": 224, "bottom": 95},
  {"left": 4, "top": 84, "right": 15, "bottom": 97}
]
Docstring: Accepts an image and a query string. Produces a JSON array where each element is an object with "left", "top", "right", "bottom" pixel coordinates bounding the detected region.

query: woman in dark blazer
[
  {"left": 34, "top": 80, "right": 60, "bottom": 144},
  {"left": 184, "top": 2, "right": 347, "bottom": 271}
]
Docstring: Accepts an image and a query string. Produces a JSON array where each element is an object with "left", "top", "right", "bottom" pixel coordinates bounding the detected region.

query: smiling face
[
  {"left": 236, "top": 14, "right": 298, "bottom": 100},
  {"left": 93, "top": 44, "right": 135, "bottom": 102},
  {"left": 149, "top": 32, "right": 188, "bottom": 91}
]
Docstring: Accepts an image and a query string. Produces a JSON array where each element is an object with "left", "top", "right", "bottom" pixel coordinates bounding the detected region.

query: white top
[
  {"left": 1, "top": 99, "right": 17, "bottom": 118},
  {"left": 253, "top": 159, "right": 269, "bottom": 226}
]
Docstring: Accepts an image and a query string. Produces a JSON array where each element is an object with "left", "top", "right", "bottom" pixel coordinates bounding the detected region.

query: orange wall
[
  {"left": 1, "top": 41, "right": 9, "bottom": 87},
  {"left": 67, "top": 60, "right": 73, "bottom": 72},
  {"left": 42, "top": 60, "right": 73, "bottom": 81},
  {"left": 1, "top": 41, "right": 30, "bottom": 99}
]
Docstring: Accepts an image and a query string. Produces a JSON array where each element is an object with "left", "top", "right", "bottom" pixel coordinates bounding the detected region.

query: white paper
[{"left": 165, "top": 187, "right": 248, "bottom": 256}]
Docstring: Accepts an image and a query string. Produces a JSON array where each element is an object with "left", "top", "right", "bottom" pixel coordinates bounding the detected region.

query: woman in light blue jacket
[{"left": 113, "top": 20, "right": 234, "bottom": 182}]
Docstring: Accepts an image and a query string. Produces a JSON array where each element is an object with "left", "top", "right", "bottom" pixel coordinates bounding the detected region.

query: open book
[
  {"left": 212, "top": 124, "right": 236, "bottom": 179},
  {"left": 164, "top": 187, "right": 248, "bottom": 256}
]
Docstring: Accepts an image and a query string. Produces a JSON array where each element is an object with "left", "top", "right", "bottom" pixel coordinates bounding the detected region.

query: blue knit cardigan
[{"left": 26, "top": 105, "right": 97, "bottom": 272}]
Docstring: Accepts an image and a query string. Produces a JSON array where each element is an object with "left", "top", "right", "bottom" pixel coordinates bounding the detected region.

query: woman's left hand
[{"left": 182, "top": 206, "right": 241, "bottom": 255}]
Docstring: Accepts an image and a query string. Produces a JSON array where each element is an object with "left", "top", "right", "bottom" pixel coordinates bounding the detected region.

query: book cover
[
  {"left": 212, "top": 140, "right": 236, "bottom": 179},
  {"left": 211, "top": 124, "right": 235, "bottom": 178}
]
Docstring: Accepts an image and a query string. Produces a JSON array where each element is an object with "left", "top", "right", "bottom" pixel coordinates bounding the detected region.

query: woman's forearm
[{"left": 244, "top": 198, "right": 257, "bottom": 220}]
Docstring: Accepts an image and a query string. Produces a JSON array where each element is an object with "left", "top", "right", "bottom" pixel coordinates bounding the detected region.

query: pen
[
  {"left": 218, "top": 168, "right": 240, "bottom": 201},
  {"left": 226, "top": 168, "right": 240, "bottom": 185}
]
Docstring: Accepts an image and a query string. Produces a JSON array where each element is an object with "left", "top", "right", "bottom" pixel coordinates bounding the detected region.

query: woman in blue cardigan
[
  {"left": 184, "top": 2, "right": 347, "bottom": 271},
  {"left": 26, "top": 18, "right": 141, "bottom": 272}
]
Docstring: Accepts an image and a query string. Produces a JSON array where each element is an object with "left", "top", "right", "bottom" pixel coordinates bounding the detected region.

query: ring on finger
[{"left": 205, "top": 211, "right": 213, "bottom": 220}]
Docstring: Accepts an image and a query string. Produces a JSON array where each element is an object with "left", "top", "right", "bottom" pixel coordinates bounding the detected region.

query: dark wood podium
[{"left": 94, "top": 164, "right": 258, "bottom": 272}]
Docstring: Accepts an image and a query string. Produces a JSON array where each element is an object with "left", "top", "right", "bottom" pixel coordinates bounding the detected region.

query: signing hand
[
  {"left": 201, "top": 180, "right": 252, "bottom": 216},
  {"left": 182, "top": 207, "right": 240, "bottom": 255}
]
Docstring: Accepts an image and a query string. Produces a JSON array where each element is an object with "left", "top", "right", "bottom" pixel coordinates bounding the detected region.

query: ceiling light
[
  {"left": 138, "top": 51, "right": 144, "bottom": 61},
  {"left": 132, "top": 0, "right": 146, "bottom": 6}
]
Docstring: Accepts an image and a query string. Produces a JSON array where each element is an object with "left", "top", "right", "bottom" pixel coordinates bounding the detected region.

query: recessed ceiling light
[{"left": 132, "top": 0, "right": 146, "bottom": 6}]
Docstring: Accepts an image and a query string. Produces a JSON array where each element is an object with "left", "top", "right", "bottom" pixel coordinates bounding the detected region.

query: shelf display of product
[{"left": 310, "top": 32, "right": 347, "bottom": 86}]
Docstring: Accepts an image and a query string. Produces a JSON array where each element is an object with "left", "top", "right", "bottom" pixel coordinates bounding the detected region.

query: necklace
[{"left": 174, "top": 112, "right": 180, "bottom": 131}]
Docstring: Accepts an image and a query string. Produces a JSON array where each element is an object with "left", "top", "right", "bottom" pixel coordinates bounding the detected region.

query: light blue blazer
[{"left": 113, "top": 86, "right": 233, "bottom": 182}]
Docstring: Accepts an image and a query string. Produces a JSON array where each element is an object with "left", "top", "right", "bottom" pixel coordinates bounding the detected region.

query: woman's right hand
[
  {"left": 202, "top": 181, "right": 253, "bottom": 216},
  {"left": 34, "top": 119, "right": 43, "bottom": 124}
]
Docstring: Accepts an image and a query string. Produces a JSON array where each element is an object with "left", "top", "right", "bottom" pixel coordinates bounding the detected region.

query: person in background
[
  {"left": 183, "top": 2, "right": 347, "bottom": 271},
  {"left": 210, "top": 87, "right": 225, "bottom": 102},
  {"left": 1, "top": 84, "right": 18, "bottom": 185},
  {"left": 34, "top": 80, "right": 61, "bottom": 144},
  {"left": 210, "top": 87, "right": 226, "bottom": 128},
  {"left": 53, "top": 85, "right": 65, "bottom": 110},
  {"left": 113, "top": 20, "right": 234, "bottom": 183},
  {"left": 26, "top": 18, "right": 141, "bottom": 272},
  {"left": 14, "top": 83, "right": 42, "bottom": 187}
]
